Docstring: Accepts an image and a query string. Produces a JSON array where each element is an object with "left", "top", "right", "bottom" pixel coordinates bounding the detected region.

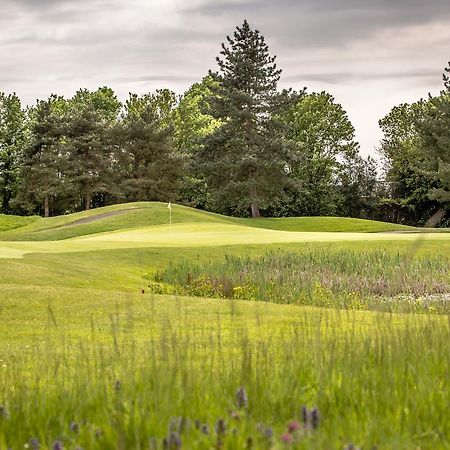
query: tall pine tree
[
  {"left": 196, "top": 20, "right": 288, "bottom": 217},
  {"left": 17, "top": 96, "right": 69, "bottom": 217},
  {"left": 116, "top": 92, "right": 183, "bottom": 202},
  {"left": 65, "top": 88, "right": 121, "bottom": 210}
]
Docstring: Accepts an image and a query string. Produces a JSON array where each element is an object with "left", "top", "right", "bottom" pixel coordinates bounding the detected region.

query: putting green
[{"left": 0, "top": 222, "right": 449, "bottom": 259}]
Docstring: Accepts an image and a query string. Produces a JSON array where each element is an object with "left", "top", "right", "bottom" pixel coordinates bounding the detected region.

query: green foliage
[
  {"left": 15, "top": 95, "right": 70, "bottom": 217},
  {"left": 174, "top": 76, "right": 221, "bottom": 156},
  {"left": 416, "top": 63, "right": 450, "bottom": 206},
  {"left": 379, "top": 101, "right": 440, "bottom": 225},
  {"left": 0, "top": 92, "right": 26, "bottom": 213},
  {"left": 116, "top": 92, "right": 183, "bottom": 202},
  {"left": 65, "top": 87, "right": 122, "bottom": 210},
  {"left": 276, "top": 91, "right": 361, "bottom": 216}
]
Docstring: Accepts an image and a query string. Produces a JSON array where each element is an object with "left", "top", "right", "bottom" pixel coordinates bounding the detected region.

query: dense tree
[
  {"left": 196, "top": 20, "right": 291, "bottom": 217},
  {"left": 379, "top": 101, "right": 440, "bottom": 224},
  {"left": 16, "top": 96, "right": 69, "bottom": 217},
  {"left": 65, "top": 87, "right": 121, "bottom": 210},
  {"left": 116, "top": 92, "right": 183, "bottom": 202},
  {"left": 278, "top": 92, "right": 359, "bottom": 216},
  {"left": 416, "top": 63, "right": 450, "bottom": 206},
  {"left": 0, "top": 93, "right": 26, "bottom": 213},
  {"left": 174, "top": 76, "right": 221, "bottom": 209},
  {"left": 174, "top": 76, "right": 221, "bottom": 156},
  {"left": 335, "top": 154, "right": 379, "bottom": 218}
]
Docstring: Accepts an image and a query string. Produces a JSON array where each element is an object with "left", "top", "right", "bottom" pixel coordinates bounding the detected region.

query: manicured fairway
[{"left": 0, "top": 222, "right": 449, "bottom": 259}]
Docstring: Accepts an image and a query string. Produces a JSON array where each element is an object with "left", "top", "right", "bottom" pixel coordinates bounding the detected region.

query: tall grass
[
  {"left": 153, "top": 249, "right": 450, "bottom": 313},
  {"left": 0, "top": 296, "right": 448, "bottom": 449}
]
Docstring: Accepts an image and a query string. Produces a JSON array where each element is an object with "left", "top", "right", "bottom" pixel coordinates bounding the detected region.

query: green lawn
[{"left": 0, "top": 203, "right": 448, "bottom": 449}]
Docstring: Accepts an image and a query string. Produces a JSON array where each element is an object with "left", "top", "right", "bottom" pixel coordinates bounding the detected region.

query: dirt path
[{"left": 59, "top": 209, "right": 142, "bottom": 228}]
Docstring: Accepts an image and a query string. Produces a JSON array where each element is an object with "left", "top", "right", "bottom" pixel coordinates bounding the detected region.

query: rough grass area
[
  {"left": 0, "top": 288, "right": 448, "bottom": 449},
  {"left": 153, "top": 248, "right": 450, "bottom": 313},
  {"left": 0, "top": 214, "right": 38, "bottom": 232}
]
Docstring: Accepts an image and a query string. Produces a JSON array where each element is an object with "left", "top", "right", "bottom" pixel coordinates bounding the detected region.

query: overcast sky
[{"left": 1, "top": 0, "right": 449, "bottom": 157}]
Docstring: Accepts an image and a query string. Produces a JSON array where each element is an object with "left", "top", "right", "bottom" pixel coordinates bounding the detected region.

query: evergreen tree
[
  {"left": 17, "top": 96, "right": 69, "bottom": 217},
  {"left": 0, "top": 92, "right": 26, "bottom": 213},
  {"left": 116, "top": 92, "right": 183, "bottom": 202},
  {"left": 65, "top": 87, "right": 121, "bottom": 210},
  {"left": 196, "top": 20, "right": 289, "bottom": 218}
]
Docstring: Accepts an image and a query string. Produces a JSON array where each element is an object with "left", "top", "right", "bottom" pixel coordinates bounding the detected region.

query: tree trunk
[
  {"left": 85, "top": 180, "right": 91, "bottom": 210},
  {"left": 249, "top": 185, "right": 261, "bottom": 218},
  {"left": 44, "top": 195, "right": 50, "bottom": 218},
  {"left": 85, "top": 191, "right": 91, "bottom": 211},
  {"left": 251, "top": 202, "right": 261, "bottom": 218}
]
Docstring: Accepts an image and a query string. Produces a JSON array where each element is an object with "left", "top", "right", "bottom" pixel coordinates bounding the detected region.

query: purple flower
[
  {"left": 287, "top": 420, "right": 301, "bottom": 433},
  {"left": 236, "top": 387, "right": 248, "bottom": 409}
]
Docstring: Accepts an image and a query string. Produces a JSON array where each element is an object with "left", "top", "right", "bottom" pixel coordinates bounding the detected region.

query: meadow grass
[
  {"left": 154, "top": 247, "right": 450, "bottom": 313},
  {"left": 0, "top": 203, "right": 449, "bottom": 449},
  {"left": 0, "top": 288, "right": 449, "bottom": 449}
]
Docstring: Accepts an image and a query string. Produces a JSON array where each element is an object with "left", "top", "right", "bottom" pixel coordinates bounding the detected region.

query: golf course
[{"left": 0, "top": 202, "right": 449, "bottom": 449}]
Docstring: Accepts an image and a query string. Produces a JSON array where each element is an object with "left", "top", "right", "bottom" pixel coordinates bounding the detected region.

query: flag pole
[{"left": 168, "top": 202, "right": 172, "bottom": 229}]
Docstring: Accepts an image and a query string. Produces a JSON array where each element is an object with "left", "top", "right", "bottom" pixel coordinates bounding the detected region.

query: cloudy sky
[{"left": 1, "top": 0, "right": 449, "bottom": 157}]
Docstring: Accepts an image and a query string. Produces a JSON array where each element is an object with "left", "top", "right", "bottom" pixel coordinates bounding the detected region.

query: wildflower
[
  {"left": 263, "top": 427, "right": 273, "bottom": 439},
  {"left": 236, "top": 387, "right": 248, "bottom": 409},
  {"left": 310, "top": 407, "right": 320, "bottom": 429},
  {"left": 69, "top": 421, "right": 79, "bottom": 433},
  {"left": 281, "top": 433, "right": 292, "bottom": 444},
  {"left": 215, "top": 418, "right": 227, "bottom": 436},
  {"left": 301, "top": 406, "right": 308, "bottom": 426},
  {"left": 168, "top": 431, "right": 182, "bottom": 449},
  {"left": 28, "top": 438, "right": 40, "bottom": 450},
  {"left": 52, "top": 441, "right": 63, "bottom": 450},
  {"left": 201, "top": 424, "right": 209, "bottom": 435},
  {"left": 287, "top": 420, "right": 301, "bottom": 433}
]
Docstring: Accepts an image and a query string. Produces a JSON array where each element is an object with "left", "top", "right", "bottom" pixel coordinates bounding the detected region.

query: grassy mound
[{"left": 0, "top": 202, "right": 416, "bottom": 241}]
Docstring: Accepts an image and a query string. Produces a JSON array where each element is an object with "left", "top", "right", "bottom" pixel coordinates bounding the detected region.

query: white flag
[{"left": 167, "top": 202, "right": 172, "bottom": 210}]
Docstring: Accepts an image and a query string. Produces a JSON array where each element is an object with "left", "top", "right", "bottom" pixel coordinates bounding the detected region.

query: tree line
[{"left": 0, "top": 21, "right": 448, "bottom": 225}]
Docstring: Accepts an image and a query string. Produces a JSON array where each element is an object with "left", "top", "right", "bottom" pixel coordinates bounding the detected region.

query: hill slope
[{"left": 0, "top": 202, "right": 416, "bottom": 241}]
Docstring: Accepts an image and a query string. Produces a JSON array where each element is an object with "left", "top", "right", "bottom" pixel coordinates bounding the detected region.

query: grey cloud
[
  {"left": 181, "top": 0, "right": 450, "bottom": 48},
  {"left": 1, "top": 0, "right": 449, "bottom": 157},
  {"left": 284, "top": 68, "right": 442, "bottom": 85}
]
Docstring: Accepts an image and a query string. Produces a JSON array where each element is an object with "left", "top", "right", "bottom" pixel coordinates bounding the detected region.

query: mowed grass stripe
[{"left": 0, "top": 222, "right": 449, "bottom": 259}]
